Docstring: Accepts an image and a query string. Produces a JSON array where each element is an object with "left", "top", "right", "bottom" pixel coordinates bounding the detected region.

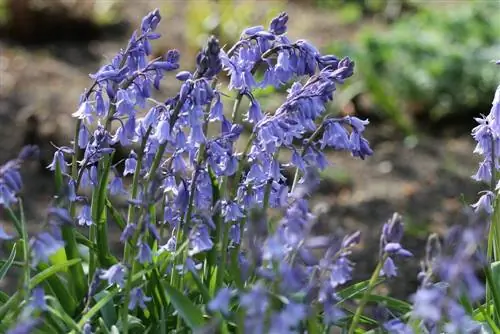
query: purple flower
[
  {"left": 384, "top": 319, "right": 414, "bottom": 334},
  {"left": 29, "top": 232, "right": 64, "bottom": 267},
  {"left": 161, "top": 236, "right": 176, "bottom": 253},
  {"left": 222, "top": 201, "right": 244, "bottom": 222},
  {"left": 136, "top": 240, "right": 152, "bottom": 264},
  {"left": 208, "top": 288, "right": 232, "bottom": 315},
  {"left": 188, "top": 224, "right": 213, "bottom": 256},
  {"left": 269, "top": 12, "right": 288, "bottom": 35},
  {"left": 109, "top": 176, "right": 126, "bottom": 196},
  {"left": 83, "top": 323, "right": 93, "bottom": 334},
  {"left": 471, "top": 190, "right": 494, "bottom": 214},
  {"left": 99, "top": 263, "right": 126, "bottom": 288},
  {"left": 124, "top": 151, "right": 137, "bottom": 176},
  {"left": 0, "top": 225, "right": 13, "bottom": 240},
  {"left": 7, "top": 318, "right": 40, "bottom": 334},
  {"left": 154, "top": 119, "right": 170, "bottom": 144},
  {"left": 196, "top": 36, "right": 222, "bottom": 79},
  {"left": 120, "top": 224, "right": 136, "bottom": 243},
  {"left": 128, "top": 287, "right": 152, "bottom": 310},
  {"left": 381, "top": 257, "right": 398, "bottom": 277},
  {"left": 78, "top": 124, "right": 90, "bottom": 149},
  {"left": 29, "top": 287, "right": 47, "bottom": 311},
  {"left": 77, "top": 205, "right": 93, "bottom": 227},
  {"left": 47, "top": 150, "right": 67, "bottom": 174}
]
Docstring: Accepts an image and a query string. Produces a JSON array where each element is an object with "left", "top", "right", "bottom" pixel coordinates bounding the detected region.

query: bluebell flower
[
  {"left": 30, "top": 232, "right": 64, "bottom": 267},
  {"left": 72, "top": 100, "right": 93, "bottom": 121},
  {"left": 128, "top": 287, "right": 152, "bottom": 310},
  {"left": 7, "top": 318, "right": 40, "bottom": 334},
  {"left": 124, "top": 151, "right": 137, "bottom": 176},
  {"left": 154, "top": 119, "right": 170, "bottom": 144},
  {"left": 99, "top": 263, "right": 126, "bottom": 288},
  {"left": 381, "top": 257, "right": 398, "bottom": 277},
  {"left": 379, "top": 213, "right": 411, "bottom": 277},
  {"left": 109, "top": 176, "right": 126, "bottom": 196},
  {"left": 47, "top": 207, "right": 74, "bottom": 226},
  {"left": 208, "top": 288, "right": 232, "bottom": 315},
  {"left": 47, "top": 150, "right": 67, "bottom": 174},
  {"left": 82, "top": 323, "right": 93, "bottom": 334},
  {"left": 196, "top": 36, "right": 222, "bottom": 79},
  {"left": 188, "top": 224, "right": 213, "bottom": 256},
  {"left": 161, "top": 236, "right": 177, "bottom": 253},
  {"left": 229, "top": 224, "right": 240, "bottom": 245},
  {"left": 269, "top": 12, "right": 288, "bottom": 35},
  {"left": 384, "top": 319, "right": 414, "bottom": 334},
  {"left": 120, "top": 224, "right": 136, "bottom": 243},
  {"left": 136, "top": 240, "right": 153, "bottom": 264},
  {"left": 222, "top": 201, "right": 244, "bottom": 222},
  {"left": 29, "top": 287, "right": 47, "bottom": 311},
  {"left": 78, "top": 124, "right": 90, "bottom": 149},
  {"left": 77, "top": 205, "right": 93, "bottom": 227},
  {"left": 0, "top": 225, "right": 13, "bottom": 240}
]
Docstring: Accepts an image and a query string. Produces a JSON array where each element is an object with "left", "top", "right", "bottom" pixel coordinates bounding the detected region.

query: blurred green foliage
[
  {"left": 327, "top": 2, "right": 500, "bottom": 133},
  {"left": 166, "top": 0, "right": 285, "bottom": 51},
  {"left": 315, "top": 0, "right": 416, "bottom": 24}
]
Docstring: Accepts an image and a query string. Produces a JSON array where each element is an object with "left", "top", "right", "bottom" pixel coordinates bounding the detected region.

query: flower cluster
[
  {"left": 5, "top": 6, "right": 498, "bottom": 334},
  {"left": 471, "top": 74, "right": 500, "bottom": 213}
]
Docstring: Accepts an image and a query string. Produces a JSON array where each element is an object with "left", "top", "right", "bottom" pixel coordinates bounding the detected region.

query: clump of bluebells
[{"left": 0, "top": 8, "right": 498, "bottom": 334}]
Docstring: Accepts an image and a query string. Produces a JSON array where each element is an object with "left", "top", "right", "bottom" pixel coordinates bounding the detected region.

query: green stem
[
  {"left": 348, "top": 254, "right": 388, "bottom": 334},
  {"left": 7, "top": 202, "right": 29, "bottom": 304}
]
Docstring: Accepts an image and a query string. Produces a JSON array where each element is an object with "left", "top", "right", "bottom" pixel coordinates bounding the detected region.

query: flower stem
[{"left": 348, "top": 253, "right": 388, "bottom": 334}]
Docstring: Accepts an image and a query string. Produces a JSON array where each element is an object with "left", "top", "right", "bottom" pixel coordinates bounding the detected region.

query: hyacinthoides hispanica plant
[{"left": 0, "top": 8, "right": 498, "bottom": 334}]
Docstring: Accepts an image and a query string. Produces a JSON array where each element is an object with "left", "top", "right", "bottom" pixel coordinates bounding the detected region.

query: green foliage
[
  {"left": 178, "top": 0, "right": 285, "bottom": 49},
  {"left": 327, "top": 2, "right": 500, "bottom": 133}
]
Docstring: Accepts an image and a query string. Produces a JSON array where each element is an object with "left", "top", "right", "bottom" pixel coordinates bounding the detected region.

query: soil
[{"left": 0, "top": 1, "right": 485, "bottom": 301}]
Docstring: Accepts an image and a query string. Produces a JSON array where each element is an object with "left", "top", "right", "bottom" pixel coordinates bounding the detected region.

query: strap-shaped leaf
[
  {"left": 0, "top": 243, "right": 16, "bottom": 281},
  {"left": 163, "top": 282, "right": 205, "bottom": 329}
]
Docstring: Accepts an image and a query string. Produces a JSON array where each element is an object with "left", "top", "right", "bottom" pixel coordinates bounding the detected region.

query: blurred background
[{"left": 0, "top": 0, "right": 499, "bottom": 297}]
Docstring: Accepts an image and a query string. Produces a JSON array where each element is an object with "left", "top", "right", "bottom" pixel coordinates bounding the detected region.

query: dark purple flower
[
  {"left": 269, "top": 12, "right": 288, "bottom": 35},
  {"left": 196, "top": 36, "right": 222, "bottom": 79}
]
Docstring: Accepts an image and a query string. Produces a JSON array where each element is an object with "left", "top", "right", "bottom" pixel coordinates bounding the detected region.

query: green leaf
[
  {"left": 95, "top": 290, "right": 118, "bottom": 328},
  {"left": 47, "top": 305, "right": 80, "bottom": 332},
  {"left": 115, "top": 315, "right": 145, "bottom": 332},
  {"left": 365, "top": 294, "right": 412, "bottom": 314},
  {"left": 77, "top": 288, "right": 119, "bottom": 328},
  {"left": 106, "top": 199, "right": 126, "bottom": 231},
  {"left": 163, "top": 282, "right": 205, "bottom": 329},
  {"left": 0, "top": 243, "right": 16, "bottom": 281},
  {"left": 92, "top": 154, "right": 117, "bottom": 267},
  {"left": 189, "top": 268, "right": 211, "bottom": 303},
  {"left": 486, "top": 263, "right": 500, "bottom": 321},
  {"left": 0, "top": 291, "right": 8, "bottom": 304},
  {"left": 99, "top": 317, "right": 111, "bottom": 334},
  {"left": 34, "top": 260, "right": 81, "bottom": 314},
  {"left": 337, "top": 279, "right": 384, "bottom": 304},
  {"left": 31, "top": 259, "right": 81, "bottom": 288}
]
